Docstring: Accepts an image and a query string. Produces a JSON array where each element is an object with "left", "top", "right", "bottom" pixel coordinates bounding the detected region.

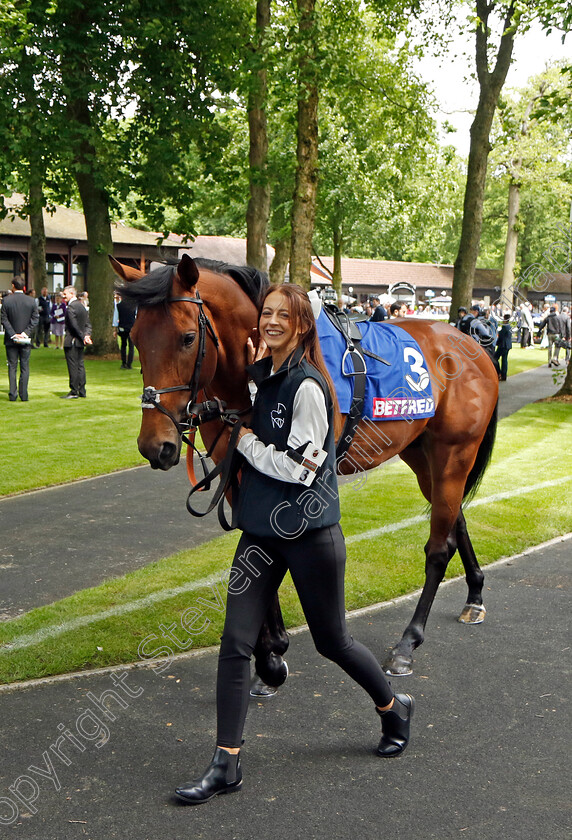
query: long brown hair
[{"left": 260, "top": 284, "right": 342, "bottom": 438}]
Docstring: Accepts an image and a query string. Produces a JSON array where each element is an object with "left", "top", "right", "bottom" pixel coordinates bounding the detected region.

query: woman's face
[{"left": 259, "top": 292, "right": 301, "bottom": 358}]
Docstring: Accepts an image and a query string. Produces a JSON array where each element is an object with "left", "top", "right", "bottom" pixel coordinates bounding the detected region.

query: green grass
[
  {"left": 506, "top": 345, "right": 549, "bottom": 376},
  {"left": 0, "top": 344, "right": 147, "bottom": 495},
  {"left": 0, "top": 401, "right": 570, "bottom": 685}
]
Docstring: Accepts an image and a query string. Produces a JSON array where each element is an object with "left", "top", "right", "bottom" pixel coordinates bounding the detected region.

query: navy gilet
[{"left": 236, "top": 347, "right": 340, "bottom": 539}]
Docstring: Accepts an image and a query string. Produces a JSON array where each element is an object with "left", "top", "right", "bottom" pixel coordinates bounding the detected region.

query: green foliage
[{"left": 480, "top": 64, "right": 572, "bottom": 270}]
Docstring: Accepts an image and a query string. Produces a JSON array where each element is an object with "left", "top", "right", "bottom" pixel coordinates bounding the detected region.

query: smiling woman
[{"left": 172, "top": 281, "right": 416, "bottom": 805}]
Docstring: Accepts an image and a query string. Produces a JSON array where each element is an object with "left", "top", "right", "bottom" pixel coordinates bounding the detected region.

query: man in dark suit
[
  {"left": 37, "top": 286, "right": 52, "bottom": 347},
  {"left": 62, "top": 285, "right": 92, "bottom": 398},
  {"left": 1, "top": 277, "right": 39, "bottom": 401},
  {"left": 369, "top": 296, "right": 387, "bottom": 322},
  {"left": 113, "top": 296, "right": 137, "bottom": 369},
  {"left": 494, "top": 312, "right": 513, "bottom": 381}
]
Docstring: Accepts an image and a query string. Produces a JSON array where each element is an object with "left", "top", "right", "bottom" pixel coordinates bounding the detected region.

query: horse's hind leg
[
  {"left": 383, "top": 443, "right": 473, "bottom": 676},
  {"left": 250, "top": 593, "right": 290, "bottom": 697},
  {"left": 456, "top": 510, "right": 486, "bottom": 625}
]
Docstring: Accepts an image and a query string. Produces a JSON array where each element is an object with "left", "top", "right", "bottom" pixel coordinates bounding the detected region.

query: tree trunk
[
  {"left": 28, "top": 170, "right": 47, "bottom": 292},
  {"left": 332, "top": 222, "right": 343, "bottom": 301},
  {"left": 450, "top": 0, "right": 516, "bottom": 319},
  {"left": 269, "top": 237, "right": 291, "bottom": 284},
  {"left": 63, "top": 86, "right": 115, "bottom": 354},
  {"left": 556, "top": 358, "right": 572, "bottom": 396},
  {"left": 246, "top": 0, "right": 271, "bottom": 272},
  {"left": 289, "top": 0, "right": 319, "bottom": 290},
  {"left": 499, "top": 91, "right": 543, "bottom": 311},
  {"left": 60, "top": 8, "right": 116, "bottom": 356},
  {"left": 75, "top": 167, "right": 115, "bottom": 355},
  {"left": 500, "top": 180, "right": 520, "bottom": 310}
]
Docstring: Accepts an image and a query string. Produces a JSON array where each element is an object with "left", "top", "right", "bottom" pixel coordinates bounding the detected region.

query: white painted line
[
  {"left": 1, "top": 572, "right": 225, "bottom": 652},
  {"left": 2, "top": 476, "right": 571, "bottom": 653},
  {"left": 345, "top": 475, "right": 572, "bottom": 544}
]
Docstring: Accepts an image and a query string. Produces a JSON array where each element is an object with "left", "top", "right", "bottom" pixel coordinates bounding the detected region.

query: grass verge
[
  {"left": 506, "top": 346, "right": 549, "bottom": 376},
  {"left": 0, "top": 345, "right": 146, "bottom": 496},
  {"left": 0, "top": 401, "right": 570, "bottom": 684}
]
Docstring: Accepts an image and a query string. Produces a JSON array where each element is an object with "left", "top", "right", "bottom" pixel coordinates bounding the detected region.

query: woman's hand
[{"left": 246, "top": 330, "right": 268, "bottom": 365}]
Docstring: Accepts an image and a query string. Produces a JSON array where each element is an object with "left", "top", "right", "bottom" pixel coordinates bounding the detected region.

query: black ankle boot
[
  {"left": 376, "top": 693, "right": 415, "bottom": 757},
  {"left": 175, "top": 747, "right": 242, "bottom": 805}
]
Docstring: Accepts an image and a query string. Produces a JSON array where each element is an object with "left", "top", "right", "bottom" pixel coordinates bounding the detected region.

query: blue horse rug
[{"left": 316, "top": 311, "right": 435, "bottom": 422}]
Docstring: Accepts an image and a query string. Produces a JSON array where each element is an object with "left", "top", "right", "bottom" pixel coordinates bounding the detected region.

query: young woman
[{"left": 175, "top": 284, "right": 414, "bottom": 805}]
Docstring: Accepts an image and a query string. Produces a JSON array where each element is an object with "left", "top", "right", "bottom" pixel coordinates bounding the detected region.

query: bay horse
[{"left": 111, "top": 254, "right": 499, "bottom": 684}]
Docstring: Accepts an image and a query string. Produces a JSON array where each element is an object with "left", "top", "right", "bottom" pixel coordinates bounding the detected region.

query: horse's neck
[{"left": 198, "top": 274, "right": 257, "bottom": 462}]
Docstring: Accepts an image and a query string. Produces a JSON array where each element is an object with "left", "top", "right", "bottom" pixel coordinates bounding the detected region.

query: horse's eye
[{"left": 182, "top": 332, "right": 196, "bottom": 347}]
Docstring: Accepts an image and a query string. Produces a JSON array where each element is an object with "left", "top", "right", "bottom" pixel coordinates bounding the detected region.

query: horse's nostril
[{"left": 158, "top": 441, "right": 179, "bottom": 467}]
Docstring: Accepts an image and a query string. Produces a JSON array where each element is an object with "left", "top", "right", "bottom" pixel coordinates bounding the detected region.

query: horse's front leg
[{"left": 250, "top": 592, "right": 290, "bottom": 697}]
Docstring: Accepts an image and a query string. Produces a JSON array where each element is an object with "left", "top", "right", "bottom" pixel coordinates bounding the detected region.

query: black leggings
[{"left": 216, "top": 523, "right": 393, "bottom": 748}]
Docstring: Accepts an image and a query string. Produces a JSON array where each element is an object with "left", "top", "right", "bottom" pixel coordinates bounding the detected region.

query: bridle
[
  {"left": 139, "top": 289, "right": 249, "bottom": 527},
  {"left": 140, "top": 291, "right": 245, "bottom": 438}
]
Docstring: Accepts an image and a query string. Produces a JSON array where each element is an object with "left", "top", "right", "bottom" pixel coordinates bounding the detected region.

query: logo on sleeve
[{"left": 271, "top": 403, "right": 286, "bottom": 428}]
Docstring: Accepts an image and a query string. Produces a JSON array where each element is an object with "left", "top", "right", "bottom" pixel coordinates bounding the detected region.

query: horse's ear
[
  {"left": 109, "top": 256, "right": 144, "bottom": 282},
  {"left": 177, "top": 254, "right": 200, "bottom": 290}
]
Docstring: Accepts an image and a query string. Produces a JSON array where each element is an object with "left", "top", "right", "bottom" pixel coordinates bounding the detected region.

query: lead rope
[{"left": 185, "top": 419, "right": 245, "bottom": 531}]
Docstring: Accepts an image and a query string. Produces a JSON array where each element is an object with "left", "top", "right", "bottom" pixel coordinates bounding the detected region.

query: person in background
[
  {"left": 494, "top": 313, "right": 512, "bottom": 381},
  {"left": 369, "top": 296, "right": 387, "bottom": 322},
  {"left": 537, "top": 306, "right": 562, "bottom": 368},
  {"left": 518, "top": 302, "right": 534, "bottom": 349},
  {"left": 50, "top": 292, "right": 66, "bottom": 349},
  {"left": 1, "top": 277, "right": 39, "bottom": 401},
  {"left": 62, "top": 285, "right": 92, "bottom": 398},
  {"left": 389, "top": 302, "right": 407, "bottom": 319},
  {"left": 484, "top": 306, "right": 498, "bottom": 338},
  {"left": 455, "top": 307, "right": 473, "bottom": 335},
  {"left": 37, "top": 287, "right": 52, "bottom": 347},
  {"left": 555, "top": 306, "right": 570, "bottom": 365},
  {"left": 113, "top": 295, "right": 137, "bottom": 369},
  {"left": 469, "top": 305, "right": 496, "bottom": 348},
  {"left": 26, "top": 289, "right": 39, "bottom": 347}
]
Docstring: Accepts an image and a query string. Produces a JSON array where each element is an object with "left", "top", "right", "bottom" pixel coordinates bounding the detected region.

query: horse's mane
[{"left": 116, "top": 258, "right": 269, "bottom": 308}]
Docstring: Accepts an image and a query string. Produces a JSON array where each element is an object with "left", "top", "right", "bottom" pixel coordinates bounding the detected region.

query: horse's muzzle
[{"left": 139, "top": 438, "right": 181, "bottom": 470}]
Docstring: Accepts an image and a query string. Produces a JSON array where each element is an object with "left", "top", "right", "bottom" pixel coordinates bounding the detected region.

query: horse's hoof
[
  {"left": 250, "top": 677, "right": 278, "bottom": 698},
  {"left": 382, "top": 651, "right": 413, "bottom": 677},
  {"left": 458, "top": 603, "right": 486, "bottom": 624},
  {"left": 254, "top": 654, "right": 289, "bottom": 688}
]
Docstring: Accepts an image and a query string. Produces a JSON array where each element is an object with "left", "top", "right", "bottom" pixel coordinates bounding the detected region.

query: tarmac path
[
  {"left": 0, "top": 363, "right": 562, "bottom": 620},
  {"left": 0, "top": 535, "right": 569, "bottom": 840}
]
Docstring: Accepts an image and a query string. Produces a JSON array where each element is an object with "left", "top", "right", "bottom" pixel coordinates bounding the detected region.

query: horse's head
[{"left": 110, "top": 254, "right": 219, "bottom": 470}]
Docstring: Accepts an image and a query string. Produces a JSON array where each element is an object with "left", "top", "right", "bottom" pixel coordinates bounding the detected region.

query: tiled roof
[
  {"left": 312, "top": 256, "right": 571, "bottom": 294},
  {"left": 0, "top": 195, "right": 180, "bottom": 248},
  {"left": 175, "top": 234, "right": 275, "bottom": 268}
]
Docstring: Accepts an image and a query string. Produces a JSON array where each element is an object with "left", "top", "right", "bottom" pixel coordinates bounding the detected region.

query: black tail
[{"left": 463, "top": 400, "right": 498, "bottom": 503}]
